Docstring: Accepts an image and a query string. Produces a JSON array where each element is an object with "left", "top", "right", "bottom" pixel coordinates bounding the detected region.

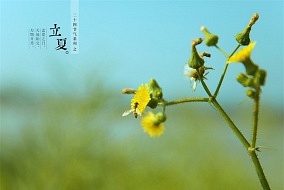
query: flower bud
[
  {"left": 147, "top": 98, "right": 159, "bottom": 109},
  {"left": 243, "top": 58, "right": 259, "bottom": 76},
  {"left": 149, "top": 78, "right": 163, "bottom": 100},
  {"left": 188, "top": 40, "right": 204, "bottom": 69},
  {"left": 246, "top": 89, "right": 256, "bottom": 99},
  {"left": 235, "top": 13, "right": 259, "bottom": 46},
  {"left": 235, "top": 26, "right": 251, "bottom": 46},
  {"left": 254, "top": 69, "right": 267, "bottom": 86},
  {"left": 155, "top": 112, "right": 167, "bottom": 123},
  {"left": 236, "top": 73, "right": 255, "bottom": 88},
  {"left": 147, "top": 79, "right": 163, "bottom": 109},
  {"left": 200, "top": 26, "right": 219, "bottom": 46},
  {"left": 122, "top": 88, "right": 136, "bottom": 94}
]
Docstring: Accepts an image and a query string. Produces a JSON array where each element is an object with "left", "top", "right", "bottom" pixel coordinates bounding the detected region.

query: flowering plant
[{"left": 122, "top": 13, "right": 270, "bottom": 190}]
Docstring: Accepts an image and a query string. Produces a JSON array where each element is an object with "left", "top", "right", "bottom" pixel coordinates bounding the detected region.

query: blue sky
[{"left": 1, "top": 0, "right": 283, "bottom": 107}]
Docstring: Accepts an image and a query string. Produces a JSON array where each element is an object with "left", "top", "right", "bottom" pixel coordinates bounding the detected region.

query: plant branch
[
  {"left": 212, "top": 97, "right": 270, "bottom": 190},
  {"left": 211, "top": 98, "right": 250, "bottom": 148},
  {"left": 214, "top": 64, "right": 229, "bottom": 97},
  {"left": 199, "top": 76, "right": 270, "bottom": 190},
  {"left": 251, "top": 89, "right": 260, "bottom": 148},
  {"left": 215, "top": 45, "right": 229, "bottom": 58},
  {"left": 197, "top": 69, "right": 213, "bottom": 97},
  {"left": 214, "top": 44, "right": 241, "bottom": 97},
  {"left": 228, "top": 44, "right": 242, "bottom": 58},
  {"left": 250, "top": 151, "right": 271, "bottom": 190},
  {"left": 163, "top": 97, "right": 209, "bottom": 106}
]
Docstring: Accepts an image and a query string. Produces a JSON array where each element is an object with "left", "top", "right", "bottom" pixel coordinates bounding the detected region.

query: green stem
[
  {"left": 213, "top": 98, "right": 270, "bottom": 190},
  {"left": 214, "top": 44, "right": 241, "bottom": 97},
  {"left": 197, "top": 69, "right": 212, "bottom": 97},
  {"left": 215, "top": 45, "right": 229, "bottom": 58},
  {"left": 198, "top": 72, "right": 249, "bottom": 147},
  {"left": 163, "top": 95, "right": 270, "bottom": 189},
  {"left": 251, "top": 90, "right": 260, "bottom": 148},
  {"left": 211, "top": 99, "right": 250, "bottom": 148},
  {"left": 164, "top": 97, "right": 209, "bottom": 106},
  {"left": 164, "top": 95, "right": 270, "bottom": 189},
  {"left": 228, "top": 44, "right": 242, "bottom": 58},
  {"left": 214, "top": 64, "right": 229, "bottom": 97},
  {"left": 198, "top": 76, "right": 270, "bottom": 190},
  {"left": 250, "top": 151, "right": 271, "bottom": 190}
]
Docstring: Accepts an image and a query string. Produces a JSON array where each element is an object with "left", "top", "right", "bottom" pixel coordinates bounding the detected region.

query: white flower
[
  {"left": 184, "top": 64, "right": 199, "bottom": 91},
  {"left": 183, "top": 64, "right": 214, "bottom": 91}
]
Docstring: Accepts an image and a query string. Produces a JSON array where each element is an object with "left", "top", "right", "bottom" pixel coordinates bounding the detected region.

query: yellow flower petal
[
  {"left": 141, "top": 112, "right": 165, "bottom": 137},
  {"left": 228, "top": 42, "right": 256, "bottom": 63},
  {"left": 131, "top": 84, "right": 151, "bottom": 117}
]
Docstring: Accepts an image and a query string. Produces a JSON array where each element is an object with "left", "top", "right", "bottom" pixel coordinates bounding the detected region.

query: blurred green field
[{"left": 0, "top": 80, "right": 283, "bottom": 190}]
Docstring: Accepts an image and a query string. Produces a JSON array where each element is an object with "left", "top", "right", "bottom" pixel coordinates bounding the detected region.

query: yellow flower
[
  {"left": 122, "top": 84, "right": 151, "bottom": 118},
  {"left": 141, "top": 112, "right": 165, "bottom": 137},
  {"left": 228, "top": 42, "right": 256, "bottom": 63},
  {"left": 131, "top": 84, "right": 151, "bottom": 115},
  {"left": 228, "top": 42, "right": 259, "bottom": 76}
]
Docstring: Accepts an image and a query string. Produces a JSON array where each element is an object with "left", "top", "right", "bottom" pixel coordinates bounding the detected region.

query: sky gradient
[{"left": 1, "top": 0, "right": 283, "bottom": 107}]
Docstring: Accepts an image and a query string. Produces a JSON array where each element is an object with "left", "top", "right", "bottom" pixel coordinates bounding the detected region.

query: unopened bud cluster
[
  {"left": 122, "top": 78, "right": 167, "bottom": 137},
  {"left": 187, "top": 28, "right": 216, "bottom": 90}
]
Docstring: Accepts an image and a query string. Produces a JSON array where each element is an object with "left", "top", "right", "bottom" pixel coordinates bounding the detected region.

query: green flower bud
[
  {"left": 147, "top": 98, "right": 158, "bottom": 109},
  {"left": 149, "top": 78, "right": 163, "bottom": 100},
  {"left": 235, "top": 13, "right": 259, "bottom": 46},
  {"left": 147, "top": 78, "right": 163, "bottom": 109},
  {"left": 243, "top": 58, "right": 259, "bottom": 76},
  {"left": 254, "top": 69, "right": 267, "bottom": 86},
  {"left": 235, "top": 26, "right": 251, "bottom": 46},
  {"left": 155, "top": 112, "right": 167, "bottom": 123},
  {"left": 200, "top": 26, "right": 219, "bottom": 46},
  {"left": 149, "top": 78, "right": 160, "bottom": 88},
  {"left": 246, "top": 89, "right": 256, "bottom": 99},
  {"left": 188, "top": 41, "right": 204, "bottom": 69},
  {"left": 236, "top": 73, "right": 255, "bottom": 88}
]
